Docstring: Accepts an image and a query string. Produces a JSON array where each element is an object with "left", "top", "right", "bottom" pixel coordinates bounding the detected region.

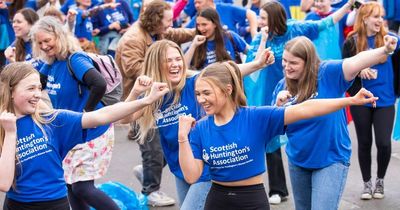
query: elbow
[
  {"left": 183, "top": 175, "right": 200, "bottom": 184},
  {"left": 0, "top": 182, "right": 12, "bottom": 192}
]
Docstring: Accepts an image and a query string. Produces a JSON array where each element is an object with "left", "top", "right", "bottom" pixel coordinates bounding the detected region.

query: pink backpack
[{"left": 67, "top": 52, "right": 123, "bottom": 105}]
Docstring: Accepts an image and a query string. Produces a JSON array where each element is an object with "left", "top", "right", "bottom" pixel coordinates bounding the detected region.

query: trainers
[
  {"left": 269, "top": 194, "right": 287, "bottom": 205},
  {"left": 133, "top": 165, "right": 143, "bottom": 184},
  {"left": 373, "top": 178, "right": 384, "bottom": 199},
  {"left": 147, "top": 191, "right": 175, "bottom": 206},
  {"left": 361, "top": 180, "right": 373, "bottom": 200}
]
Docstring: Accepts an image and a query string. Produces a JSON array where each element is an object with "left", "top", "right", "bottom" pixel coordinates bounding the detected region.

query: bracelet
[
  {"left": 384, "top": 48, "right": 394, "bottom": 55},
  {"left": 178, "top": 139, "right": 189, "bottom": 143}
]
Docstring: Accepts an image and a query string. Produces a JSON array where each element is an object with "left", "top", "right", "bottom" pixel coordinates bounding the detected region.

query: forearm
[
  {"left": 238, "top": 59, "right": 263, "bottom": 76},
  {"left": 82, "top": 98, "right": 151, "bottom": 128},
  {"left": 119, "top": 92, "right": 143, "bottom": 124},
  {"left": 0, "top": 133, "right": 16, "bottom": 192},
  {"left": 331, "top": 2, "right": 352, "bottom": 24},
  {"left": 178, "top": 140, "right": 203, "bottom": 184},
  {"left": 184, "top": 44, "right": 196, "bottom": 67},
  {"left": 246, "top": 10, "right": 258, "bottom": 37},
  {"left": 343, "top": 47, "right": 388, "bottom": 81}
]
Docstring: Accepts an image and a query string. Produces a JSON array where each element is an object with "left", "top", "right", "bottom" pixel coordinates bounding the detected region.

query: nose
[
  {"left": 34, "top": 90, "right": 42, "bottom": 98},
  {"left": 197, "top": 95, "right": 206, "bottom": 104}
]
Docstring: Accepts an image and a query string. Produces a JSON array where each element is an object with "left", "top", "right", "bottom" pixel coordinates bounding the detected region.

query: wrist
[{"left": 178, "top": 138, "right": 189, "bottom": 143}]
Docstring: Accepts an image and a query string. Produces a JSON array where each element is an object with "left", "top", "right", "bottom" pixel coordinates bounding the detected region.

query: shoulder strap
[
  {"left": 67, "top": 53, "right": 83, "bottom": 96},
  {"left": 226, "top": 31, "right": 239, "bottom": 53}
]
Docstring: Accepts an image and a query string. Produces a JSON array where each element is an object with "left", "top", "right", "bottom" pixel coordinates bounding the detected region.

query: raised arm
[
  {"left": 0, "top": 112, "right": 17, "bottom": 192},
  {"left": 246, "top": 9, "right": 258, "bottom": 38},
  {"left": 82, "top": 82, "right": 169, "bottom": 129},
  {"left": 238, "top": 48, "right": 275, "bottom": 76},
  {"left": 119, "top": 76, "right": 153, "bottom": 124},
  {"left": 342, "top": 35, "right": 398, "bottom": 81},
  {"left": 330, "top": 0, "right": 354, "bottom": 24},
  {"left": 178, "top": 116, "right": 204, "bottom": 184},
  {"left": 284, "top": 88, "right": 378, "bottom": 125},
  {"left": 184, "top": 35, "right": 206, "bottom": 67}
]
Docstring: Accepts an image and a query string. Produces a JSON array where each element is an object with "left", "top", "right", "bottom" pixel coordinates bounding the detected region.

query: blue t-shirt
[
  {"left": 91, "top": 0, "right": 134, "bottom": 36},
  {"left": 199, "top": 31, "right": 247, "bottom": 69},
  {"left": 183, "top": 0, "right": 233, "bottom": 18},
  {"left": 60, "top": 0, "right": 103, "bottom": 15},
  {"left": 190, "top": 106, "right": 285, "bottom": 182},
  {"left": 74, "top": 8, "right": 94, "bottom": 41},
  {"left": 8, "top": 41, "right": 44, "bottom": 71},
  {"left": 156, "top": 75, "right": 210, "bottom": 182},
  {"left": 273, "top": 60, "right": 352, "bottom": 168},
  {"left": 360, "top": 34, "right": 400, "bottom": 107},
  {"left": 7, "top": 110, "right": 84, "bottom": 202},
  {"left": 186, "top": 4, "right": 246, "bottom": 34},
  {"left": 244, "top": 17, "right": 333, "bottom": 106},
  {"left": 40, "top": 52, "right": 109, "bottom": 140},
  {"left": 305, "top": 8, "right": 347, "bottom": 60}
]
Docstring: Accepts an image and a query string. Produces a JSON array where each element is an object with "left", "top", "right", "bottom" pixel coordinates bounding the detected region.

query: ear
[{"left": 226, "top": 84, "right": 233, "bottom": 96}]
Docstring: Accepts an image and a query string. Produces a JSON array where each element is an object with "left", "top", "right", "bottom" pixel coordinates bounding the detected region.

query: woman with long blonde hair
[
  {"left": 0, "top": 62, "right": 168, "bottom": 210},
  {"left": 343, "top": 1, "right": 400, "bottom": 200}
]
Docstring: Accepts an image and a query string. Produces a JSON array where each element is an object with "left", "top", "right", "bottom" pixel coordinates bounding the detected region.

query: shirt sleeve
[
  {"left": 53, "top": 110, "right": 85, "bottom": 159},
  {"left": 231, "top": 31, "right": 248, "bottom": 53},
  {"left": 189, "top": 124, "right": 204, "bottom": 161},
  {"left": 252, "top": 106, "right": 285, "bottom": 141},
  {"left": 320, "top": 60, "right": 351, "bottom": 95},
  {"left": 69, "top": 52, "right": 95, "bottom": 82}
]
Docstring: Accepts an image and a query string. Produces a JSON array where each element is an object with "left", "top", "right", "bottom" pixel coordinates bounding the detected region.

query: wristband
[{"left": 385, "top": 49, "right": 394, "bottom": 55}]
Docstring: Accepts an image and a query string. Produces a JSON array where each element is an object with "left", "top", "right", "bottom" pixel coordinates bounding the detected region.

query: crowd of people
[{"left": 0, "top": 0, "right": 399, "bottom": 209}]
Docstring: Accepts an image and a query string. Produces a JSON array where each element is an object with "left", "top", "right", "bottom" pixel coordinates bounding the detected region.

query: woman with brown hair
[
  {"left": 4, "top": 8, "right": 42, "bottom": 70},
  {"left": 184, "top": 7, "right": 247, "bottom": 70},
  {"left": 271, "top": 34, "right": 397, "bottom": 210}
]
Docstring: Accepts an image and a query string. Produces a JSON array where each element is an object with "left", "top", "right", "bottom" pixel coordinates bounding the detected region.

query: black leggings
[
  {"left": 350, "top": 105, "right": 394, "bottom": 182},
  {"left": 3, "top": 196, "right": 69, "bottom": 210},
  {"left": 67, "top": 180, "right": 119, "bottom": 210},
  {"left": 204, "top": 183, "right": 270, "bottom": 210}
]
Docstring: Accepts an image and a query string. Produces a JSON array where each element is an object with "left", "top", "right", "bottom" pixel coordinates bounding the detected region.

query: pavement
[{"left": 1, "top": 123, "right": 400, "bottom": 210}]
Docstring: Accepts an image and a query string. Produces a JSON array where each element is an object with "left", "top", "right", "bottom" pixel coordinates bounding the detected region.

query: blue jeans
[
  {"left": 289, "top": 161, "right": 349, "bottom": 210},
  {"left": 175, "top": 177, "right": 211, "bottom": 210}
]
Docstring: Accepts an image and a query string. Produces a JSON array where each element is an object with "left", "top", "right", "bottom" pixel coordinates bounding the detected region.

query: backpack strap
[{"left": 67, "top": 53, "right": 83, "bottom": 96}]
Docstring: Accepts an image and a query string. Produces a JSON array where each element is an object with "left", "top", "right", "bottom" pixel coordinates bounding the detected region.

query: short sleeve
[
  {"left": 69, "top": 52, "right": 95, "bottom": 81},
  {"left": 252, "top": 106, "right": 285, "bottom": 142},
  {"left": 52, "top": 110, "right": 85, "bottom": 158},
  {"left": 189, "top": 124, "right": 203, "bottom": 161},
  {"left": 319, "top": 60, "right": 351, "bottom": 94},
  {"left": 232, "top": 31, "right": 248, "bottom": 53}
]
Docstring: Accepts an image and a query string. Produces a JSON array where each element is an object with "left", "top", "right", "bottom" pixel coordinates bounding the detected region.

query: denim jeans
[
  {"left": 175, "top": 177, "right": 211, "bottom": 210},
  {"left": 289, "top": 161, "right": 349, "bottom": 210},
  {"left": 139, "top": 128, "right": 166, "bottom": 195}
]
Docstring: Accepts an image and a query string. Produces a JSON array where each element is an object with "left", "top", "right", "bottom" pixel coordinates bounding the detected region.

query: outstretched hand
[
  {"left": 384, "top": 35, "right": 398, "bottom": 54},
  {"left": 144, "top": 82, "right": 169, "bottom": 104},
  {"left": 0, "top": 111, "right": 17, "bottom": 133},
  {"left": 351, "top": 88, "right": 378, "bottom": 108},
  {"left": 178, "top": 115, "right": 196, "bottom": 139}
]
